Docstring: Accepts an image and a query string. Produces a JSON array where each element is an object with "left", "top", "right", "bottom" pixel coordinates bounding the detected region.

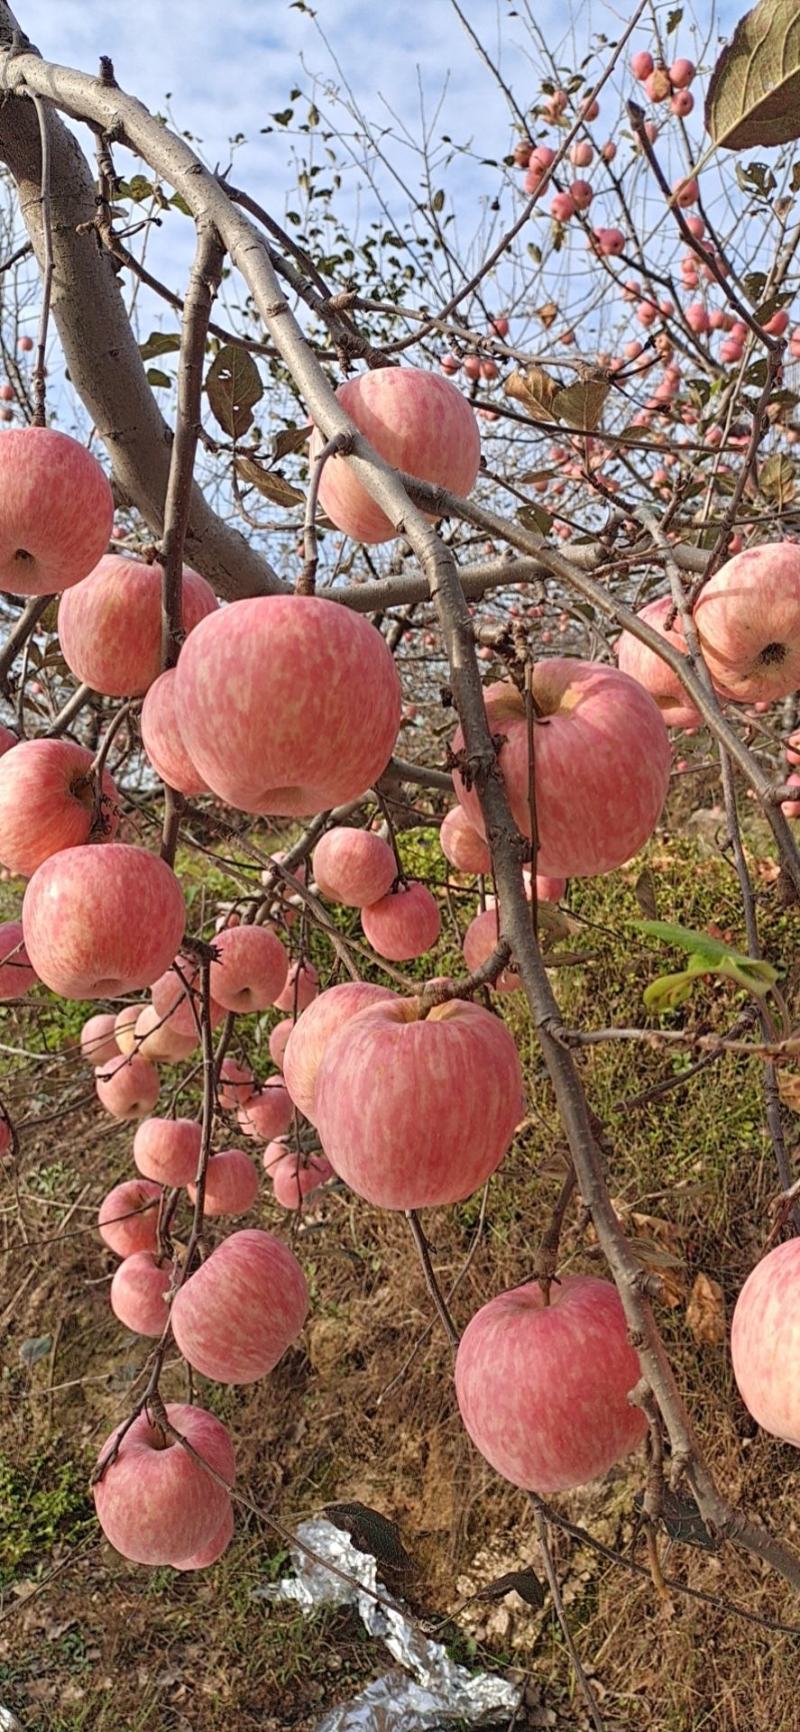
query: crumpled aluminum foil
[
  {"left": 0, "top": 1708, "right": 22, "bottom": 1731},
  {"left": 257, "top": 1516, "right": 522, "bottom": 1731}
]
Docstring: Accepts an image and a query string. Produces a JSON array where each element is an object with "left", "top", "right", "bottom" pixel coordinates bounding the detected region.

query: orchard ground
[{"left": 3, "top": 782, "right": 800, "bottom": 1732}]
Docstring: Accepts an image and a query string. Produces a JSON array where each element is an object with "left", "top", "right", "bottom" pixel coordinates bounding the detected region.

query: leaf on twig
[
  {"left": 325, "top": 1501, "right": 412, "bottom": 1574},
  {"left": 206, "top": 343, "right": 264, "bottom": 439},
  {"left": 536, "top": 300, "right": 559, "bottom": 328},
  {"left": 635, "top": 1486, "right": 718, "bottom": 1551},
  {"left": 139, "top": 331, "right": 182, "bottom": 361},
  {"left": 504, "top": 363, "right": 560, "bottom": 423},
  {"left": 552, "top": 376, "right": 610, "bottom": 432},
  {"left": 476, "top": 1566, "right": 546, "bottom": 1609},
  {"left": 705, "top": 0, "right": 800, "bottom": 152},
  {"left": 515, "top": 503, "right": 552, "bottom": 535},
  {"left": 686, "top": 1272, "right": 726, "bottom": 1345},
  {"left": 759, "top": 454, "right": 796, "bottom": 506},
  {"left": 273, "top": 424, "right": 311, "bottom": 459},
  {"left": 235, "top": 456, "right": 304, "bottom": 507},
  {"left": 777, "top": 1068, "right": 800, "bottom": 1111},
  {"left": 636, "top": 918, "right": 779, "bottom": 1011},
  {"left": 634, "top": 867, "right": 659, "bottom": 921}
]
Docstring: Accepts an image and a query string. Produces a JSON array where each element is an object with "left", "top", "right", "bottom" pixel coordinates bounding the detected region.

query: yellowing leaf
[
  {"left": 760, "top": 453, "right": 796, "bottom": 505},
  {"left": 552, "top": 376, "right": 610, "bottom": 432},
  {"left": 705, "top": 0, "right": 800, "bottom": 152},
  {"left": 777, "top": 1068, "right": 800, "bottom": 1111},
  {"left": 686, "top": 1272, "right": 726, "bottom": 1345},
  {"left": 235, "top": 456, "right": 304, "bottom": 507},
  {"left": 504, "top": 364, "right": 560, "bottom": 423}
]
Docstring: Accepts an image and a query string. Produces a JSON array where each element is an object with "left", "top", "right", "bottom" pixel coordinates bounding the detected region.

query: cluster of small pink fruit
[{"left": 630, "top": 49, "right": 696, "bottom": 115}]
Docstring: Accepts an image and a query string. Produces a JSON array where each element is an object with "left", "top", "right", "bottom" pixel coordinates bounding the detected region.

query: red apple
[
  {"left": 309, "top": 366, "right": 481, "bottom": 544},
  {"left": 439, "top": 806, "right": 491, "bottom": 875},
  {"left": 134, "top": 1116, "right": 201, "bottom": 1186},
  {"left": 174, "top": 595, "right": 402, "bottom": 816},
  {"left": 237, "top": 1079, "right": 294, "bottom": 1142},
  {"left": 0, "top": 427, "right": 114, "bottom": 596},
  {"left": 80, "top": 1011, "right": 119, "bottom": 1067},
  {"left": 268, "top": 1019, "right": 294, "bottom": 1070},
  {"left": 272, "top": 959, "right": 319, "bottom": 1015},
  {"left": 312, "top": 827, "right": 396, "bottom": 907},
  {"left": 0, "top": 919, "right": 37, "bottom": 998},
  {"left": 208, "top": 924, "right": 288, "bottom": 1014},
  {"left": 98, "top": 1177, "right": 162, "bottom": 1256},
  {"left": 455, "top": 1275, "right": 647, "bottom": 1491},
  {"left": 462, "top": 906, "right": 520, "bottom": 992},
  {"left": 217, "top": 1056, "right": 257, "bottom": 1110},
  {"left": 133, "top": 1003, "right": 198, "bottom": 1063},
  {"left": 170, "top": 1228, "right": 308, "bottom": 1383},
  {"left": 694, "top": 543, "right": 800, "bottom": 701},
  {"left": 93, "top": 1402, "right": 234, "bottom": 1568},
  {"left": 630, "top": 49, "right": 654, "bottom": 79},
  {"left": 283, "top": 982, "right": 397, "bottom": 1124},
  {"left": 114, "top": 1005, "right": 141, "bottom": 1054},
  {"left": 535, "top": 874, "right": 565, "bottom": 902},
  {"left": 731, "top": 1238, "right": 800, "bottom": 1445},
  {"left": 452, "top": 663, "right": 671, "bottom": 877},
  {"left": 271, "top": 1149, "right": 333, "bottom": 1209},
  {"left": 0, "top": 738, "right": 119, "bottom": 877},
  {"left": 23, "top": 844, "right": 185, "bottom": 999},
  {"left": 187, "top": 1148, "right": 259, "bottom": 1216},
  {"left": 615, "top": 596, "right": 701, "bottom": 728},
  {"left": 150, "top": 955, "right": 224, "bottom": 1039},
  {"left": 361, "top": 881, "right": 441, "bottom": 960},
  {"left": 140, "top": 667, "right": 209, "bottom": 794},
  {"left": 96, "top": 1053, "right": 160, "bottom": 1120},
  {"left": 58, "top": 556, "right": 217, "bottom": 696},
  {"left": 314, "top": 996, "right": 524, "bottom": 1208},
  {"left": 110, "top": 1250, "right": 171, "bottom": 1336}
]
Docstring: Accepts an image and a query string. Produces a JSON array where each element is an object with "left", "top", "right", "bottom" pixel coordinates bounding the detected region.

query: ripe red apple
[
  {"left": 0, "top": 724, "right": 18, "bottom": 756},
  {"left": 140, "top": 668, "right": 209, "bottom": 794},
  {"left": 133, "top": 1004, "right": 198, "bottom": 1063},
  {"left": 535, "top": 873, "right": 566, "bottom": 902},
  {"left": 150, "top": 955, "right": 225, "bottom": 1039},
  {"left": 208, "top": 924, "right": 288, "bottom": 1014},
  {"left": 0, "top": 919, "right": 37, "bottom": 998},
  {"left": 669, "top": 57, "right": 695, "bottom": 88},
  {"left": 0, "top": 738, "right": 119, "bottom": 877},
  {"left": 80, "top": 1011, "right": 119, "bottom": 1067},
  {"left": 268, "top": 1019, "right": 294, "bottom": 1070},
  {"left": 439, "top": 806, "right": 491, "bottom": 875},
  {"left": 170, "top": 1228, "right": 308, "bottom": 1383},
  {"left": 110, "top": 1250, "right": 171, "bottom": 1337},
  {"left": 174, "top": 595, "right": 402, "bottom": 815},
  {"left": 134, "top": 1116, "right": 201, "bottom": 1186},
  {"left": 271, "top": 1149, "right": 334, "bottom": 1209},
  {"left": 272, "top": 959, "right": 319, "bottom": 1015},
  {"left": 58, "top": 555, "right": 217, "bottom": 696},
  {"left": 96, "top": 1053, "right": 160, "bottom": 1120},
  {"left": 187, "top": 1148, "right": 259, "bottom": 1216},
  {"left": 462, "top": 906, "right": 520, "bottom": 992},
  {"left": 23, "top": 844, "right": 185, "bottom": 998},
  {"left": 283, "top": 982, "right": 397, "bottom": 1123},
  {"left": 93, "top": 1402, "right": 234, "bottom": 1568},
  {"left": 455, "top": 1275, "right": 647, "bottom": 1492},
  {"left": 361, "top": 881, "right": 441, "bottom": 960},
  {"left": 0, "top": 427, "right": 114, "bottom": 596},
  {"left": 694, "top": 543, "right": 800, "bottom": 701},
  {"left": 731, "top": 1238, "right": 800, "bottom": 1444},
  {"left": 312, "top": 826, "right": 396, "bottom": 907},
  {"left": 217, "top": 1056, "right": 257, "bottom": 1110},
  {"left": 630, "top": 49, "right": 654, "bottom": 79},
  {"left": 615, "top": 596, "right": 701, "bottom": 728},
  {"left": 237, "top": 1079, "right": 294, "bottom": 1142},
  {"left": 314, "top": 996, "right": 524, "bottom": 1209},
  {"left": 309, "top": 366, "right": 481, "bottom": 544},
  {"left": 114, "top": 1005, "right": 141, "bottom": 1054},
  {"left": 98, "top": 1177, "right": 162, "bottom": 1256},
  {"left": 452, "top": 663, "right": 671, "bottom": 877}
]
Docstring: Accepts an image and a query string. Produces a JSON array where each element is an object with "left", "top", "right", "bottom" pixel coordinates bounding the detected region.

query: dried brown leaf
[
  {"left": 686, "top": 1272, "right": 726, "bottom": 1345},
  {"left": 705, "top": 0, "right": 800, "bottom": 151}
]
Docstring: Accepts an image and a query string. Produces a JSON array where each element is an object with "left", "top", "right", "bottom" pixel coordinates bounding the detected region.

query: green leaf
[
  {"left": 206, "top": 344, "right": 263, "bottom": 439},
  {"left": 643, "top": 969, "right": 697, "bottom": 1012},
  {"left": 146, "top": 367, "right": 171, "bottom": 388},
  {"left": 636, "top": 918, "right": 779, "bottom": 1002},
  {"left": 139, "top": 331, "right": 182, "bottom": 361},
  {"left": 432, "top": 189, "right": 445, "bottom": 213},
  {"left": 235, "top": 456, "right": 304, "bottom": 507},
  {"left": 760, "top": 453, "right": 796, "bottom": 505},
  {"left": 705, "top": 0, "right": 800, "bottom": 152},
  {"left": 515, "top": 502, "right": 551, "bottom": 535}
]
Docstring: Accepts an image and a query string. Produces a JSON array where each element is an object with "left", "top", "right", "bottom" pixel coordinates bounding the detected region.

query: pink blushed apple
[
  {"left": 209, "top": 923, "right": 288, "bottom": 1014},
  {"left": 237, "top": 1079, "right": 294, "bottom": 1142},
  {"left": 314, "top": 996, "right": 524, "bottom": 1209},
  {"left": 174, "top": 595, "right": 402, "bottom": 816},
  {"left": 439, "top": 806, "right": 491, "bottom": 875},
  {"left": 98, "top": 1177, "right": 162, "bottom": 1257},
  {"left": 615, "top": 596, "right": 701, "bottom": 729},
  {"left": 134, "top": 1116, "right": 201, "bottom": 1186},
  {"left": 283, "top": 982, "right": 397, "bottom": 1124},
  {"left": 268, "top": 1019, "right": 294, "bottom": 1071},
  {"left": 0, "top": 738, "right": 119, "bottom": 877},
  {"left": 58, "top": 556, "right": 217, "bottom": 696},
  {"left": 462, "top": 906, "right": 520, "bottom": 992},
  {"left": 140, "top": 668, "right": 209, "bottom": 794},
  {"left": 80, "top": 1012, "right": 119, "bottom": 1068},
  {"left": 309, "top": 366, "right": 481, "bottom": 545},
  {"left": 312, "top": 826, "right": 396, "bottom": 907},
  {"left": 96, "top": 1053, "right": 160, "bottom": 1120},
  {"left": 114, "top": 1005, "right": 141, "bottom": 1055},
  {"left": 271, "top": 1149, "right": 334, "bottom": 1209},
  {"left": 454, "top": 1275, "right": 647, "bottom": 1492},
  {"left": 133, "top": 1004, "right": 198, "bottom": 1064},
  {"left": 272, "top": 959, "right": 319, "bottom": 1015},
  {"left": 0, "top": 920, "right": 37, "bottom": 999},
  {"left": 0, "top": 427, "right": 114, "bottom": 596},
  {"left": 187, "top": 1149, "right": 259, "bottom": 1217},
  {"left": 361, "top": 881, "right": 441, "bottom": 961},
  {"left": 23, "top": 845, "right": 185, "bottom": 999},
  {"left": 110, "top": 1251, "right": 171, "bottom": 1337},
  {"left": 731, "top": 1239, "right": 800, "bottom": 1444},
  {"left": 452, "top": 662, "right": 671, "bottom": 877},
  {"left": 170, "top": 1228, "right": 308, "bottom": 1384},
  {"left": 150, "top": 955, "right": 224, "bottom": 1039},
  {"left": 93, "top": 1402, "right": 234, "bottom": 1568},
  {"left": 694, "top": 543, "right": 800, "bottom": 702},
  {"left": 218, "top": 1056, "right": 257, "bottom": 1110}
]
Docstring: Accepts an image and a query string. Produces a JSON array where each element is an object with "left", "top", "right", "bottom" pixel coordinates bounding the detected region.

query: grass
[{"left": 2, "top": 801, "right": 800, "bottom": 1728}]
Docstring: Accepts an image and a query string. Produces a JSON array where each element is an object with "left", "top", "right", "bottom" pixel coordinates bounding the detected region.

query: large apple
[
  {"left": 310, "top": 366, "right": 481, "bottom": 544},
  {"left": 0, "top": 738, "right": 119, "bottom": 877},
  {"left": 283, "top": 981, "right": 396, "bottom": 1124},
  {"left": 187, "top": 1149, "right": 259, "bottom": 1217},
  {"left": 314, "top": 996, "right": 524, "bottom": 1208},
  {"left": 58, "top": 555, "right": 217, "bottom": 696},
  {"left": 80, "top": 1012, "right": 119, "bottom": 1067},
  {"left": 110, "top": 1251, "right": 171, "bottom": 1337},
  {"left": 694, "top": 542, "right": 800, "bottom": 701},
  {"left": 0, "top": 920, "right": 37, "bottom": 999},
  {"left": 236, "top": 1079, "right": 294, "bottom": 1142},
  {"left": 171, "top": 1228, "right": 308, "bottom": 1383},
  {"left": 22, "top": 844, "right": 185, "bottom": 998},
  {"left": 439, "top": 806, "right": 491, "bottom": 875},
  {"left": 312, "top": 826, "right": 396, "bottom": 907},
  {"left": 454, "top": 1275, "right": 647, "bottom": 1492},
  {"left": 209, "top": 924, "right": 288, "bottom": 1014},
  {"left": 96, "top": 1053, "right": 160, "bottom": 1120},
  {"left": 615, "top": 596, "right": 701, "bottom": 729},
  {"left": 173, "top": 595, "right": 402, "bottom": 815},
  {"left": 93, "top": 1402, "right": 234, "bottom": 1568},
  {"left": 140, "top": 668, "right": 209, "bottom": 794},
  {"left": 731, "top": 1238, "right": 800, "bottom": 1444},
  {"left": 452, "top": 663, "right": 671, "bottom": 877},
  {"left": 98, "top": 1177, "right": 162, "bottom": 1257},
  {"left": 0, "top": 427, "right": 114, "bottom": 596},
  {"left": 361, "top": 881, "right": 441, "bottom": 960},
  {"left": 134, "top": 1116, "right": 201, "bottom": 1186}
]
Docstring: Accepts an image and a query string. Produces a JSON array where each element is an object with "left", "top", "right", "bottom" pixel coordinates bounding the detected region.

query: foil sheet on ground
[{"left": 256, "top": 1516, "right": 522, "bottom": 1730}]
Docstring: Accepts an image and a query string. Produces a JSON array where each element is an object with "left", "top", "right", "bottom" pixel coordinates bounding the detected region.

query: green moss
[{"left": 0, "top": 1449, "right": 94, "bottom": 1584}]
